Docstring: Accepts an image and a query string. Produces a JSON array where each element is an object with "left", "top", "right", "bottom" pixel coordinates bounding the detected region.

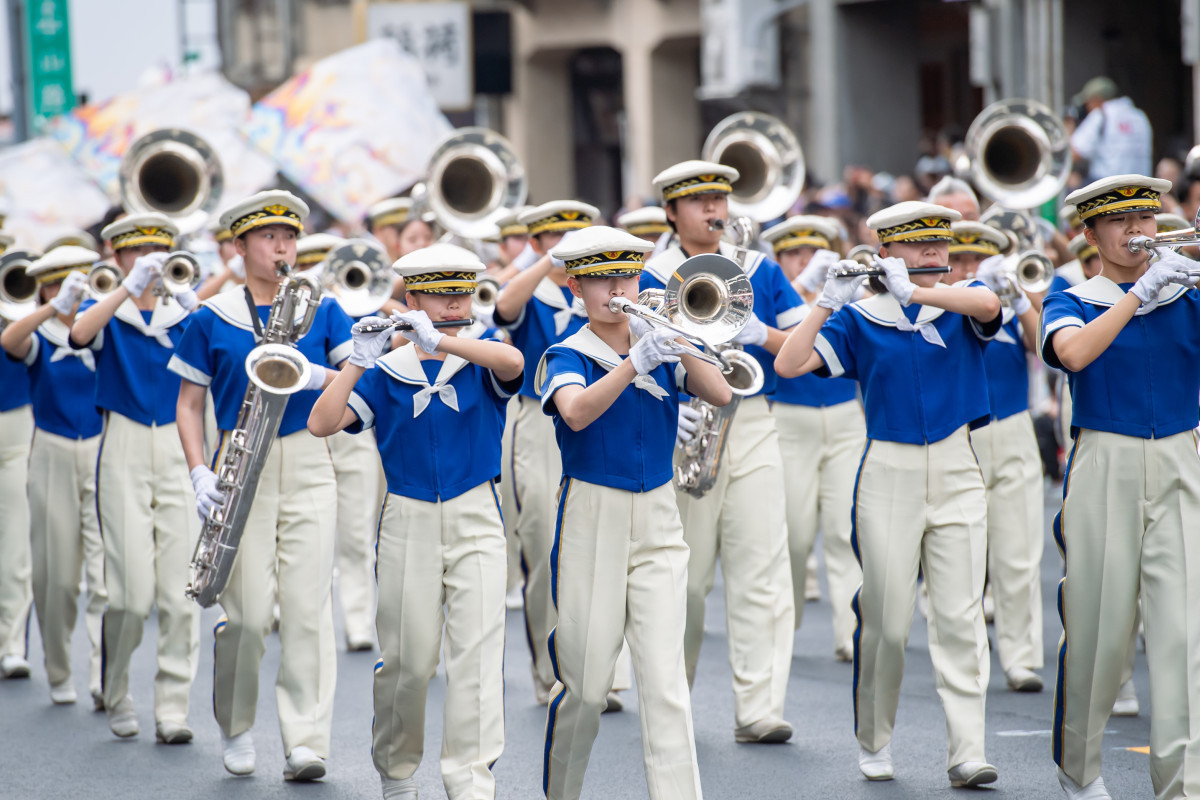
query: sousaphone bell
[
  {"left": 120, "top": 129, "right": 224, "bottom": 232},
  {"left": 702, "top": 112, "right": 805, "bottom": 223},
  {"left": 424, "top": 127, "right": 527, "bottom": 240}
]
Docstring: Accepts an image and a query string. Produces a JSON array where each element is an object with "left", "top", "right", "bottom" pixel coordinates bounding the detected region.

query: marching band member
[
  {"left": 950, "top": 221, "right": 1046, "bottom": 693},
  {"left": 776, "top": 201, "right": 1002, "bottom": 787},
  {"left": 761, "top": 216, "right": 865, "bottom": 662},
  {"left": 1, "top": 248, "right": 106, "bottom": 707},
  {"left": 617, "top": 206, "right": 672, "bottom": 242},
  {"left": 196, "top": 218, "right": 244, "bottom": 301},
  {"left": 491, "top": 207, "right": 531, "bottom": 272},
  {"left": 69, "top": 213, "right": 201, "bottom": 743},
  {"left": 536, "top": 226, "right": 730, "bottom": 800},
  {"left": 170, "top": 191, "right": 352, "bottom": 780},
  {"left": 309, "top": 243, "right": 522, "bottom": 800},
  {"left": 642, "top": 160, "right": 804, "bottom": 743},
  {"left": 295, "top": 232, "right": 345, "bottom": 277},
  {"left": 0, "top": 232, "right": 35, "bottom": 683},
  {"left": 492, "top": 200, "right": 596, "bottom": 705},
  {"left": 1040, "top": 175, "right": 1200, "bottom": 800},
  {"left": 368, "top": 198, "right": 435, "bottom": 266}
]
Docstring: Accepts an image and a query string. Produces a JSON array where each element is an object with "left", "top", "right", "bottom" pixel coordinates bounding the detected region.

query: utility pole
[{"left": 6, "top": 0, "right": 28, "bottom": 142}]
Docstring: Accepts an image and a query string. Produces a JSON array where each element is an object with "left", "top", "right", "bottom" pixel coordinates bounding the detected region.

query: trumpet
[
  {"left": 158, "top": 252, "right": 201, "bottom": 297},
  {"left": 474, "top": 276, "right": 501, "bottom": 311},
  {"left": 1127, "top": 226, "right": 1200, "bottom": 254},
  {"left": 353, "top": 318, "right": 474, "bottom": 334},
  {"left": 997, "top": 251, "right": 1054, "bottom": 298},
  {"left": 87, "top": 263, "right": 124, "bottom": 297}
]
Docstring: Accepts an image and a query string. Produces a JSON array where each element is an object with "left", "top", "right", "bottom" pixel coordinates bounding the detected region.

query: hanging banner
[{"left": 25, "top": 0, "right": 75, "bottom": 133}]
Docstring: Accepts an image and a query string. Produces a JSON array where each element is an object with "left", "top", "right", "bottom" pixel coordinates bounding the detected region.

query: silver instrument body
[
  {"left": 186, "top": 269, "right": 323, "bottom": 607},
  {"left": 0, "top": 250, "right": 40, "bottom": 323},
  {"left": 322, "top": 239, "right": 393, "bottom": 318},
  {"left": 702, "top": 112, "right": 805, "bottom": 222},
  {"left": 960, "top": 98, "right": 1069, "bottom": 210},
  {"left": 424, "top": 127, "right": 527, "bottom": 240},
  {"left": 120, "top": 128, "right": 224, "bottom": 235},
  {"left": 86, "top": 263, "right": 124, "bottom": 298}
]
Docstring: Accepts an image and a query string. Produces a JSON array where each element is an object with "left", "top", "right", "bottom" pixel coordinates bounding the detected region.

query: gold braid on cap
[
  {"left": 370, "top": 209, "right": 410, "bottom": 230},
  {"left": 403, "top": 270, "right": 478, "bottom": 294},
  {"left": 949, "top": 233, "right": 1002, "bottom": 256},
  {"left": 213, "top": 228, "right": 233, "bottom": 243},
  {"left": 527, "top": 210, "right": 592, "bottom": 237},
  {"left": 35, "top": 265, "right": 91, "bottom": 285},
  {"left": 1075, "top": 186, "right": 1162, "bottom": 221},
  {"left": 771, "top": 232, "right": 830, "bottom": 254},
  {"left": 499, "top": 222, "right": 529, "bottom": 238},
  {"left": 110, "top": 226, "right": 175, "bottom": 251},
  {"left": 623, "top": 222, "right": 671, "bottom": 237},
  {"left": 877, "top": 216, "right": 954, "bottom": 244},
  {"left": 230, "top": 204, "right": 304, "bottom": 238},
  {"left": 296, "top": 250, "right": 329, "bottom": 267},
  {"left": 662, "top": 173, "right": 733, "bottom": 202},
  {"left": 564, "top": 250, "right": 645, "bottom": 278}
]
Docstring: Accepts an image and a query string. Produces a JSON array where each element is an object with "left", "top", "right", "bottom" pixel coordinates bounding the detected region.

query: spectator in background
[
  {"left": 1070, "top": 77, "right": 1152, "bottom": 182},
  {"left": 927, "top": 176, "right": 981, "bottom": 221}
]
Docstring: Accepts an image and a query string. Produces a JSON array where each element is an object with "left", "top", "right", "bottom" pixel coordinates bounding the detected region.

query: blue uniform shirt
[
  {"left": 813, "top": 284, "right": 998, "bottom": 445},
  {"left": 0, "top": 340, "right": 30, "bottom": 412},
  {"left": 498, "top": 279, "right": 586, "bottom": 399},
  {"left": 19, "top": 319, "right": 103, "bottom": 439},
  {"left": 536, "top": 327, "right": 686, "bottom": 493},
  {"left": 346, "top": 344, "right": 519, "bottom": 502},
  {"left": 983, "top": 310, "right": 1030, "bottom": 421},
  {"left": 772, "top": 306, "right": 857, "bottom": 408},
  {"left": 1041, "top": 277, "right": 1200, "bottom": 439},
  {"left": 168, "top": 292, "right": 353, "bottom": 438},
  {"left": 641, "top": 243, "right": 804, "bottom": 397},
  {"left": 74, "top": 297, "right": 189, "bottom": 426}
]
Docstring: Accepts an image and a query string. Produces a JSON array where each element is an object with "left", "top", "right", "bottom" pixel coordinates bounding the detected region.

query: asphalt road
[{"left": 1, "top": 481, "right": 1155, "bottom": 799}]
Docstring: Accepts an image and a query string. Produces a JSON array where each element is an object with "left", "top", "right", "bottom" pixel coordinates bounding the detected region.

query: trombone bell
[
  {"left": 473, "top": 276, "right": 501, "bottom": 311},
  {"left": 663, "top": 253, "right": 754, "bottom": 344},
  {"left": 322, "top": 240, "right": 392, "bottom": 318}
]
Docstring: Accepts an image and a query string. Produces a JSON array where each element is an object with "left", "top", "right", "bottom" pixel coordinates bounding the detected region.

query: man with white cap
[
  {"left": 1, "top": 247, "right": 107, "bottom": 707},
  {"left": 761, "top": 215, "right": 865, "bottom": 662},
  {"left": 1070, "top": 78, "right": 1152, "bottom": 182},
  {"left": 642, "top": 160, "right": 805, "bottom": 743},
  {"left": 1041, "top": 174, "right": 1200, "bottom": 800},
  {"left": 171, "top": 190, "right": 352, "bottom": 781},
  {"left": 70, "top": 212, "right": 201, "bottom": 743}
]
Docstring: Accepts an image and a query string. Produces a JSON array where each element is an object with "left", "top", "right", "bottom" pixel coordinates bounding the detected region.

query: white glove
[
  {"left": 798, "top": 249, "right": 841, "bottom": 293},
  {"left": 392, "top": 309, "right": 444, "bottom": 354},
  {"left": 303, "top": 364, "right": 329, "bottom": 392},
  {"left": 511, "top": 243, "right": 538, "bottom": 272},
  {"left": 1011, "top": 291, "right": 1032, "bottom": 316},
  {"left": 227, "top": 254, "right": 245, "bottom": 280},
  {"left": 548, "top": 229, "right": 584, "bottom": 269},
  {"left": 732, "top": 314, "right": 768, "bottom": 346},
  {"left": 876, "top": 256, "right": 916, "bottom": 306},
  {"left": 49, "top": 270, "right": 89, "bottom": 315},
  {"left": 974, "top": 254, "right": 1008, "bottom": 293},
  {"left": 348, "top": 317, "right": 395, "bottom": 369},
  {"left": 190, "top": 465, "right": 226, "bottom": 521},
  {"left": 1153, "top": 249, "right": 1200, "bottom": 287},
  {"left": 629, "top": 326, "right": 686, "bottom": 375},
  {"left": 122, "top": 251, "right": 167, "bottom": 296},
  {"left": 624, "top": 303, "right": 657, "bottom": 339},
  {"left": 817, "top": 262, "right": 866, "bottom": 312},
  {"left": 676, "top": 404, "right": 702, "bottom": 446},
  {"left": 173, "top": 288, "right": 199, "bottom": 312},
  {"left": 1131, "top": 256, "right": 1197, "bottom": 304},
  {"left": 473, "top": 304, "right": 496, "bottom": 330}
]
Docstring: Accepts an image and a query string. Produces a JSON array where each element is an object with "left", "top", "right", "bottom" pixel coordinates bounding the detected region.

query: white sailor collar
[
  {"left": 847, "top": 284, "right": 949, "bottom": 327},
  {"left": 1066, "top": 275, "right": 1189, "bottom": 308},
  {"left": 538, "top": 325, "right": 669, "bottom": 400},
  {"left": 376, "top": 342, "right": 469, "bottom": 387},
  {"left": 1055, "top": 259, "right": 1085, "bottom": 287},
  {"left": 532, "top": 277, "right": 572, "bottom": 310},
  {"left": 456, "top": 320, "right": 490, "bottom": 340},
  {"left": 38, "top": 316, "right": 74, "bottom": 348},
  {"left": 203, "top": 287, "right": 317, "bottom": 339},
  {"left": 643, "top": 242, "right": 764, "bottom": 286},
  {"left": 113, "top": 294, "right": 189, "bottom": 335}
]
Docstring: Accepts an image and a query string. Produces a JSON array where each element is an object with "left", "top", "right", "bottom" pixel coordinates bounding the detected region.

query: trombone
[
  {"left": 995, "top": 251, "right": 1054, "bottom": 302},
  {"left": 1127, "top": 219, "right": 1200, "bottom": 255}
]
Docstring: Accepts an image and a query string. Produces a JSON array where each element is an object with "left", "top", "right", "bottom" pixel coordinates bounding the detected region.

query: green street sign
[{"left": 24, "top": 0, "right": 74, "bottom": 133}]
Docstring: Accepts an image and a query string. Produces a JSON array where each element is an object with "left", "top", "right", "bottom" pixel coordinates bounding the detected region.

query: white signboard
[{"left": 367, "top": 2, "right": 473, "bottom": 111}]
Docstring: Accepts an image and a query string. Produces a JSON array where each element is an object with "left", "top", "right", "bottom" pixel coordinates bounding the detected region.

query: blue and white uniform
[
  {"left": 537, "top": 326, "right": 702, "bottom": 800},
  {"left": 812, "top": 283, "right": 998, "bottom": 772},
  {"left": 73, "top": 294, "right": 200, "bottom": 728},
  {"left": 641, "top": 242, "right": 804, "bottom": 733},
  {"left": 1041, "top": 277, "right": 1200, "bottom": 797},
  {"left": 169, "top": 289, "right": 351, "bottom": 759},
  {"left": 18, "top": 317, "right": 107, "bottom": 701},
  {"left": 0, "top": 333, "right": 32, "bottom": 670}
]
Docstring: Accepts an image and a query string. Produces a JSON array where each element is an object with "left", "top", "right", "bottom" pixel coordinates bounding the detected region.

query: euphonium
[{"left": 186, "top": 266, "right": 323, "bottom": 607}]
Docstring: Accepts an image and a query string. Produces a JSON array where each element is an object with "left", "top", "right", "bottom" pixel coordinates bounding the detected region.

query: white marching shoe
[
  {"left": 107, "top": 695, "right": 139, "bottom": 737},
  {"left": 1006, "top": 666, "right": 1044, "bottom": 693},
  {"left": 858, "top": 743, "right": 894, "bottom": 781},
  {"left": 222, "top": 730, "right": 256, "bottom": 776},
  {"left": 1111, "top": 679, "right": 1138, "bottom": 716},
  {"left": 948, "top": 761, "right": 998, "bottom": 788},
  {"left": 0, "top": 654, "right": 31, "bottom": 678},
  {"left": 382, "top": 776, "right": 418, "bottom": 799},
  {"left": 50, "top": 681, "right": 77, "bottom": 705},
  {"left": 1057, "top": 767, "right": 1112, "bottom": 799},
  {"left": 283, "top": 745, "right": 326, "bottom": 781}
]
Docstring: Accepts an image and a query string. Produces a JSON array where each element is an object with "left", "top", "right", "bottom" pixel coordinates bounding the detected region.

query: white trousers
[
  {"left": 1054, "top": 430, "right": 1200, "bottom": 799},
  {"left": 501, "top": 397, "right": 522, "bottom": 592},
  {"left": 372, "top": 483, "right": 507, "bottom": 799},
  {"left": 545, "top": 479, "right": 702, "bottom": 800},
  {"left": 0, "top": 406, "right": 32, "bottom": 660},
  {"left": 329, "top": 428, "right": 383, "bottom": 646},
  {"left": 512, "top": 395, "right": 562, "bottom": 699},
  {"left": 774, "top": 400, "right": 865, "bottom": 652},
  {"left": 677, "top": 395, "right": 793, "bottom": 728},
  {"left": 28, "top": 430, "right": 105, "bottom": 694},
  {"left": 98, "top": 413, "right": 199, "bottom": 723},
  {"left": 852, "top": 426, "right": 990, "bottom": 769},
  {"left": 213, "top": 429, "right": 338, "bottom": 756},
  {"left": 971, "top": 412, "right": 1044, "bottom": 674}
]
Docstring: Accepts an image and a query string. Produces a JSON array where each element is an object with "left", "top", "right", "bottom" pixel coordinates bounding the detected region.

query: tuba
[
  {"left": 961, "top": 98, "right": 1070, "bottom": 210},
  {"left": 322, "top": 239, "right": 393, "bottom": 318},
  {"left": 702, "top": 112, "right": 805, "bottom": 222},
  {"left": 0, "top": 250, "right": 39, "bottom": 322},
  {"left": 424, "top": 127, "right": 527, "bottom": 240},
  {"left": 186, "top": 266, "right": 323, "bottom": 607},
  {"left": 120, "top": 128, "right": 224, "bottom": 232}
]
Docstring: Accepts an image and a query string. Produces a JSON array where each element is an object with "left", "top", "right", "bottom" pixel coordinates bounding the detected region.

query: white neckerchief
[
  {"left": 113, "top": 295, "right": 188, "bottom": 349},
  {"left": 41, "top": 317, "right": 94, "bottom": 371},
  {"left": 992, "top": 306, "right": 1019, "bottom": 346},
  {"left": 532, "top": 278, "right": 587, "bottom": 335},
  {"left": 849, "top": 288, "right": 948, "bottom": 348},
  {"left": 204, "top": 287, "right": 316, "bottom": 342},
  {"left": 1067, "top": 274, "right": 1189, "bottom": 316},
  {"left": 555, "top": 326, "right": 668, "bottom": 399},
  {"left": 376, "top": 343, "right": 469, "bottom": 418}
]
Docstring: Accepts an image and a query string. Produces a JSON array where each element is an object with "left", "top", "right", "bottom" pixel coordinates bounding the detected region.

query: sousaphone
[{"left": 702, "top": 112, "right": 805, "bottom": 222}]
